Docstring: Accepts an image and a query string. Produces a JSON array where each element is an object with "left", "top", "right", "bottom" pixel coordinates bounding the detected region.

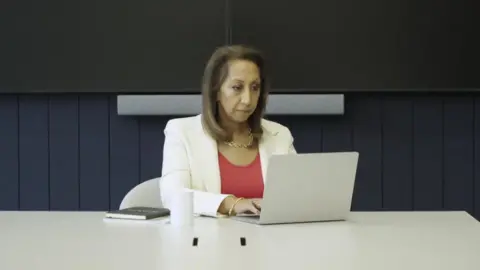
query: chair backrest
[{"left": 119, "top": 178, "right": 163, "bottom": 209}]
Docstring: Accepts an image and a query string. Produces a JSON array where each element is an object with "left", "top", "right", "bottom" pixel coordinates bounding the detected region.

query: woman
[{"left": 160, "top": 45, "right": 297, "bottom": 217}]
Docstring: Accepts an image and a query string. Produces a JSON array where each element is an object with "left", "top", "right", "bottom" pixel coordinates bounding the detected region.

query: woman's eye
[
  {"left": 252, "top": 84, "right": 260, "bottom": 91},
  {"left": 232, "top": 85, "right": 242, "bottom": 91}
]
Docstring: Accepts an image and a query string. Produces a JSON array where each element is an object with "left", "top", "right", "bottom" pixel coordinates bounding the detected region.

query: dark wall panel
[
  {"left": 78, "top": 96, "right": 110, "bottom": 210},
  {"left": 231, "top": 0, "right": 479, "bottom": 90},
  {"left": 443, "top": 97, "right": 474, "bottom": 212},
  {"left": 49, "top": 96, "right": 79, "bottom": 210},
  {"left": 382, "top": 97, "right": 414, "bottom": 210},
  {"left": 412, "top": 97, "right": 443, "bottom": 210},
  {"left": 321, "top": 111, "right": 353, "bottom": 152},
  {"left": 475, "top": 97, "right": 480, "bottom": 219},
  {"left": 109, "top": 96, "right": 140, "bottom": 210},
  {"left": 0, "top": 96, "right": 19, "bottom": 210},
  {"left": 139, "top": 117, "right": 166, "bottom": 181},
  {"left": 0, "top": 93, "right": 479, "bottom": 221},
  {"left": 18, "top": 96, "right": 49, "bottom": 210},
  {"left": 1, "top": 0, "right": 227, "bottom": 92},
  {"left": 2, "top": 0, "right": 478, "bottom": 93},
  {"left": 351, "top": 97, "right": 382, "bottom": 211}
]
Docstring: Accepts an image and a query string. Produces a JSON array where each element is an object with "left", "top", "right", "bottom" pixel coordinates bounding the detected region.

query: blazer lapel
[
  {"left": 259, "top": 141, "right": 269, "bottom": 183},
  {"left": 259, "top": 123, "right": 279, "bottom": 183},
  {"left": 195, "top": 119, "right": 222, "bottom": 194}
]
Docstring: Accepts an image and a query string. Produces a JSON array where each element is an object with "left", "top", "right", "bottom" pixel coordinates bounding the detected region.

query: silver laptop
[{"left": 231, "top": 152, "right": 359, "bottom": 225}]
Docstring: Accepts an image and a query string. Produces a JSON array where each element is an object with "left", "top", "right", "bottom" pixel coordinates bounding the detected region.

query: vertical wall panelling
[
  {"left": 79, "top": 95, "right": 110, "bottom": 211},
  {"left": 322, "top": 99, "right": 353, "bottom": 152},
  {"left": 109, "top": 96, "right": 140, "bottom": 210},
  {"left": 0, "top": 96, "right": 19, "bottom": 210},
  {"left": 381, "top": 97, "right": 414, "bottom": 210},
  {"left": 2, "top": 93, "right": 480, "bottom": 222},
  {"left": 351, "top": 96, "right": 382, "bottom": 211},
  {"left": 443, "top": 97, "right": 474, "bottom": 214},
  {"left": 49, "top": 95, "right": 80, "bottom": 210},
  {"left": 412, "top": 97, "right": 443, "bottom": 210},
  {"left": 474, "top": 97, "right": 480, "bottom": 219},
  {"left": 18, "top": 96, "right": 50, "bottom": 210},
  {"left": 139, "top": 117, "right": 167, "bottom": 182}
]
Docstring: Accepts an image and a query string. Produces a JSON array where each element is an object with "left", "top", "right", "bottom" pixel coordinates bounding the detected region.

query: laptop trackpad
[
  {"left": 231, "top": 214, "right": 260, "bottom": 224},
  {"left": 236, "top": 213, "right": 260, "bottom": 217}
]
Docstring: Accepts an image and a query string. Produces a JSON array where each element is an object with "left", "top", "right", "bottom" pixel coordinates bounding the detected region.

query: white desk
[{"left": 0, "top": 211, "right": 479, "bottom": 270}]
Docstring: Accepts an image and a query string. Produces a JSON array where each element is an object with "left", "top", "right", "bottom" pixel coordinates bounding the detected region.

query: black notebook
[{"left": 105, "top": 207, "right": 170, "bottom": 220}]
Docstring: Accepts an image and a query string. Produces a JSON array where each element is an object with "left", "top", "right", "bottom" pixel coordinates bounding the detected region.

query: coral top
[{"left": 218, "top": 152, "right": 264, "bottom": 199}]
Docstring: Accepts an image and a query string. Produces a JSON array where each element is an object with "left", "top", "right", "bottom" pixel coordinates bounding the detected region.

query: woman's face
[{"left": 217, "top": 59, "right": 261, "bottom": 124}]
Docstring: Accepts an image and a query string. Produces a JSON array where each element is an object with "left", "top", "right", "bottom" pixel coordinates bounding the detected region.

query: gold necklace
[{"left": 224, "top": 129, "right": 254, "bottom": 148}]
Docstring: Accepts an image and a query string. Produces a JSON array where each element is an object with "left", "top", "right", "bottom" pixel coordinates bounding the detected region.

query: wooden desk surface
[{"left": 0, "top": 211, "right": 479, "bottom": 270}]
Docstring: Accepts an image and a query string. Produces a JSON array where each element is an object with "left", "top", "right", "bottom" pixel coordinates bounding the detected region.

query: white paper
[{"left": 169, "top": 190, "right": 194, "bottom": 226}]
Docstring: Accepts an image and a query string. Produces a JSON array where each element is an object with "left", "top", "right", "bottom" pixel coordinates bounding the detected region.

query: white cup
[{"left": 169, "top": 190, "right": 194, "bottom": 226}]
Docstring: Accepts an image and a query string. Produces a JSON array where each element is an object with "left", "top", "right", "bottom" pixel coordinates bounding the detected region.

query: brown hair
[{"left": 201, "top": 45, "right": 270, "bottom": 142}]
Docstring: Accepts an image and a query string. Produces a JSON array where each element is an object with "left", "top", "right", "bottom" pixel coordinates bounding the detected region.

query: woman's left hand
[{"left": 252, "top": 199, "right": 262, "bottom": 210}]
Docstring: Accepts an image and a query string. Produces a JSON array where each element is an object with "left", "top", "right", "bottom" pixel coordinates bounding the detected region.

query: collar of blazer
[{"left": 193, "top": 114, "right": 281, "bottom": 193}]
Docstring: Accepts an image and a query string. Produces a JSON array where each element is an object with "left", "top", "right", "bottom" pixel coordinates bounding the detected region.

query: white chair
[{"left": 119, "top": 178, "right": 163, "bottom": 209}]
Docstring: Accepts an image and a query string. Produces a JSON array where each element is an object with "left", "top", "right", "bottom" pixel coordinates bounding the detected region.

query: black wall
[
  {"left": 1, "top": 0, "right": 478, "bottom": 92},
  {"left": 1, "top": 93, "right": 479, "bottom": 221}
]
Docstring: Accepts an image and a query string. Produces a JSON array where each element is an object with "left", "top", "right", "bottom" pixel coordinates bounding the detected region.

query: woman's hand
[
  {"left": 219, "top": 197, "right": 262, "bottom": 216},
  {"left": 233, "top": 199, "right": 261, "bottom": 215},
  {"left": 252, "top": 199, "right": 262, "bottom": 211}
]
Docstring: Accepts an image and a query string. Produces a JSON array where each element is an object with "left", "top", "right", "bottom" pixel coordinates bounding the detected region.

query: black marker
[
  {"left": 192, "top": 237, "right": 199, "bottom": 246},
  {"left": 240, "top": 237, "right": 246, "bottom": 246}
]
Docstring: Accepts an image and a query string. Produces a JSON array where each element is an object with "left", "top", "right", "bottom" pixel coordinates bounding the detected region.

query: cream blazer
[{"left": 159, "top": 114, "right": 297, "bottom": 217}]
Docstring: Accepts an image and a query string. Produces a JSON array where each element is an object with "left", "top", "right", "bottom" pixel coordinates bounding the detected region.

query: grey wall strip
[{"left": 117, "top": 94, "right": 344, "bottom": 116}]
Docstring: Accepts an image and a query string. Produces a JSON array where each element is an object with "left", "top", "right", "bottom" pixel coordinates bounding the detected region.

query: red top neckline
[{"left": 218, "top": 152, "right": 264, "bottom": 199}]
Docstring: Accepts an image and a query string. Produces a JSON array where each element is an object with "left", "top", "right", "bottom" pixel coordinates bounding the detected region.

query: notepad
[{"left": 105, "top": 207, "right": 170, "bottom": 220}]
